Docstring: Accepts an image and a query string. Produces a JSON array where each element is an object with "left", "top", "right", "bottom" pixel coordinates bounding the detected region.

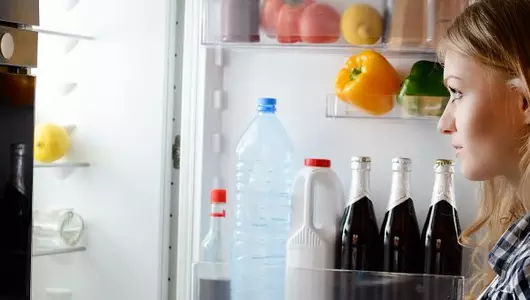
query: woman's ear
[
  {"left": 508, "top": 78, "right": 530, "bottom": 123},
  {"left": 518, "top": 94, "right": 530, "bottom": 124}
]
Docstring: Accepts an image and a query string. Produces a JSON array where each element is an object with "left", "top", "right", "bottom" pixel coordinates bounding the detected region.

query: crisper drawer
[
  {"left": 0, "top": 27, "right": 38, "bottom": 68},
  {"left": 0, "top": 0, "right": 39, "bottom": 26},
  {"left": 192, "top": 262, "right": 465, "bottom": 300}
]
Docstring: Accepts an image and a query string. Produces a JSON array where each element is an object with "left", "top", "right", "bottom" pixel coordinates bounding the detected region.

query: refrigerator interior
[
  {"left": 31, "top": 0, "right": 180, "bottom": 299},
  {"left": 177, "top": 0, "right": 478, "bottom": 298}
]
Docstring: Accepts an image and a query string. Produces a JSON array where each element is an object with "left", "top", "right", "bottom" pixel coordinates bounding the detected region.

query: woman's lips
[{"left": 452, "top": 144, "right": 463, "bottom": 155}]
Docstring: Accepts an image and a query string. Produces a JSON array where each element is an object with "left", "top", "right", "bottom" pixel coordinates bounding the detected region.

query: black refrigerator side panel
[
  {"left": 0, "top": 0, "right": 39, "bottom": 26},
  {"left": 0, "top": 72, "right": 35, "bottom": 300}
]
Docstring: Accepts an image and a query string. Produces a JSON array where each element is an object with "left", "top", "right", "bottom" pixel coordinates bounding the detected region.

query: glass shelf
[
  {"left": 203, "top": 41, "right": 437, "bottom": 56},
  {"left": 34, "top": 162, "right": 90, "bottom": 168},
  {"left": 22, "top": 26, "right": 95, "bottom": 41},
  {"left": 192, "top": 262, "right": 464, "bottom": 300},
  {"left": 32, "top": 246, "right": 86, "bottom": 257},
  {"left": 325, "top": 94, "right": 447, "bottom": 121}
]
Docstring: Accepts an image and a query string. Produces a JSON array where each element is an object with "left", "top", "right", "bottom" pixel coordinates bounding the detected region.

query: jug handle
[{"left": 302, "top": 170, "right": 316, "bottom": 230}]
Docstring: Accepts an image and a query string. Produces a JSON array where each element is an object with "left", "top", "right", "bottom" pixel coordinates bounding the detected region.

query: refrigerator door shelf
[
  {"left": 191, "top": 262, "right": 464, "bottom": 300},
  {"left": 325, "top": 94, "right": 447, "bottom": 122}
]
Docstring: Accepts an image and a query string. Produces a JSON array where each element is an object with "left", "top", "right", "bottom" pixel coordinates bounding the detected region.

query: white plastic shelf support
[{"left": 61, "top": 0, "right": 80, "bottom": 11}]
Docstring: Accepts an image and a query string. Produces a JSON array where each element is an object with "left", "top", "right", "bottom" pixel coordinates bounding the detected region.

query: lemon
[
  {"left": 34, "top": 123, "right": 71, "bottom": 163},
  {"left": 341, "top": 4, "right": 383, "bottom": 45}
]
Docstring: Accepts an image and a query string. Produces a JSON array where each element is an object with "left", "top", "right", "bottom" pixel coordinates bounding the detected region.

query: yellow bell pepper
[{"left": 335, "top": 50, "right": 401, "bottom": 116}]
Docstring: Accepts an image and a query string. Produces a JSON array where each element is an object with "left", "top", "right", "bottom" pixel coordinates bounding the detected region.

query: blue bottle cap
[{"left": 257, "top": 97, "right": 277, "bottom": 106}]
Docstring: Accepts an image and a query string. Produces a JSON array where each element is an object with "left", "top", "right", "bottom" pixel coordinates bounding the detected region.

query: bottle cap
[
  {"left": 257, "top": 97, "right": 276, "bottom": 106},
  {"left": 434, "top": 159, "right": 454, "bottom": 166},
  {"left": 11, "top": 143, "right": 27, "bottom": 155},
  {"left": 210, "top": 189, "right": 226, "bottom": 203},
  {"left": 257, "top": 97, "right": 277, "bottom": 113},
  {"left": 304, "top": 158, "right": 331, "bottom": 168},
  {"left": 351, "top": 156, "right": 371, "bottom": 170},
  {"left": 392, "top": 157, "right": 412, "bottom": 164},
  {"left": 392, "top": 157, "right": 412, "bottom": 172},
  {"left": 351, "top": 156, "right": 371, "bottom": 163},
  {"left": 434, "top": 159, "right": 455, "bottom": 173}
]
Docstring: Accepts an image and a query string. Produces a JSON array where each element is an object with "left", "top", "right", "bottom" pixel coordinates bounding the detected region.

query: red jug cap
[{"left": 304, "top": 158, "right": 331, "bottom": 168}]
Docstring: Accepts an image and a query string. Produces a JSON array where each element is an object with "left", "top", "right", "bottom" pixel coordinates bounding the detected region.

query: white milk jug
[{"left": 285, "top": 158, "right": 345, "bottom": 300}]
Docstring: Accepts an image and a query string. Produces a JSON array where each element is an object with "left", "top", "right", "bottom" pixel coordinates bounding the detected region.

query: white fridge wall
[
  {"left": 199, "top": 50, "right": 479, "bottom": 273},
  {"left": 32, "top": 0, "right": 177, "bottom": 299}
]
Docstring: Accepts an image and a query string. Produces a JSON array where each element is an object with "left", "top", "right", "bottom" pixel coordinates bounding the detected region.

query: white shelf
[
  {"left": 23, "top": 26, "right": 95, "bottom": 41},
  {"left": 33, "top": 246, "right": 86, "bottom": 257},
  {"left": 34, "top": 162, "right": 90, "bottom": 168}
]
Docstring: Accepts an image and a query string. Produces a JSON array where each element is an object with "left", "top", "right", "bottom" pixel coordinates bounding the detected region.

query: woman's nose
[{"left": 438, "top": 109, "right": 456, "bottom": 134}]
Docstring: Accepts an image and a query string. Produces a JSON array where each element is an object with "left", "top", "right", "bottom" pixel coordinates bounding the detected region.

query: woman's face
[{"left": 438, "top": 50, "right": 528, "bottom": 181}]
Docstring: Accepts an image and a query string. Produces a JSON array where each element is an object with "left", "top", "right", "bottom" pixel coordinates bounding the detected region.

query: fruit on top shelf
[
  {"left": 261, "top": 0, "right": 315, "bottom": 42},
  {"left": 299, "top": 3, "right": 341, "bottom": 44},
  {"left": 276, "top": 1, "right": 308, "bottom": 43},
  {"left": 261, "top": 0, "right": 340, "bottom": 44},
  {"left": 34, "top": 123, "right": 71, "bottom": 163},
  {"left": 397, "top": 60, "right": 450, "bottom": 117},
  {"left": 335, "top": 50, "right": 401, "bottom": 116},
  {"left": 260, "top": 0, "right": 285, "bottom": 38},
  {"left": 341, "top": 4, "right": 383, "bottom": 46}
]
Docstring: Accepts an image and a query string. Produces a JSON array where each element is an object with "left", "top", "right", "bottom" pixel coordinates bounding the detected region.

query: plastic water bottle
[{"left": 231, "top": 97, "right": 294, "bottom": 300}]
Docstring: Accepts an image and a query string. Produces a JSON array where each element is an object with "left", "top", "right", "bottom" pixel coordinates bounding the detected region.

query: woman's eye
[{"left": 448, "top": 87, "right": 463, "bottom": 102}]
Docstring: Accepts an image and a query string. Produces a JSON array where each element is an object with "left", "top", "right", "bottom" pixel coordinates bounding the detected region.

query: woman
[{"left": 437, "top": 0, "right": 530, "bottom": 298}]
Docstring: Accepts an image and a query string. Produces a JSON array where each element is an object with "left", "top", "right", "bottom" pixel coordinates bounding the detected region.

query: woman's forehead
[{"left": 443, "top": 50, "right": 498, "bottom": 84}]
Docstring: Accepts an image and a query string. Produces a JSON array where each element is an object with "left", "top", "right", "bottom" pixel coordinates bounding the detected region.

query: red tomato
[
  {"left": 260, "top": 0, "right": 284, "bottom": 38},
  {"left": 299, "top": 3, "right": 341, "bottom": 44}
]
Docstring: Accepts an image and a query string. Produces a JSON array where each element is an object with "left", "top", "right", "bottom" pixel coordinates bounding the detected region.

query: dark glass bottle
[
  {"left": 336, "top": 156, "right": 381, "bottom": 271},
  {"left": 380, "top": 158, "right": 423, "bottom": 300},
  {"left": 380, "top": 157, "right": 422, "bottom": 273},
  {"left": 0, "top": 143, "right": 32, "bottom": 298},
  {"left": 422, "top": 159, "right": 462, "bottom": 276},
  {"left": 335, "top": 156, "right": 382, "bottom": 300}
]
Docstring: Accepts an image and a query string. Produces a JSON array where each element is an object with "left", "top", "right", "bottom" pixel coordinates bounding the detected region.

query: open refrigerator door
[
  {"left": 31, "top": 0, "right": 179, "bottom": 299},
  {"left": 176, "top": 0, "right": 477, "bottom": 299}
]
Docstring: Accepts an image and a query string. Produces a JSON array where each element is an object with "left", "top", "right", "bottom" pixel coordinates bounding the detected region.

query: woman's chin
[{"left": 460, "top": 160, "right": 492, "bottom": 181}]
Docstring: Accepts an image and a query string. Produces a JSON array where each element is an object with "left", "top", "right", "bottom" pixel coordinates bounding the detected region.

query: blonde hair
[{"left": 437, "top": 0, "right": 530, "bottom": 298}]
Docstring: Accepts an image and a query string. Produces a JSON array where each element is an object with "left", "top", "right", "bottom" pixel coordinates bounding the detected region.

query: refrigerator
[{"left": 29, "top": 0, "right": 476, "bottom": 300}]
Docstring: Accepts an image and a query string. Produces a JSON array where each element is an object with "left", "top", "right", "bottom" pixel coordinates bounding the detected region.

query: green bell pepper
[{"left": 397, "top": 60, "right": 450, "bottom": 117}]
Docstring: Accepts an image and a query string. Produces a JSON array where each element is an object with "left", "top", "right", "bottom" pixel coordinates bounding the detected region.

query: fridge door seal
[{"left": 175, "top": 0, "right": 208, "bottom": 298}]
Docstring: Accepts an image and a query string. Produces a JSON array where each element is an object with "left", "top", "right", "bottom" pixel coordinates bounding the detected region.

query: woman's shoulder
[{"left": 484, "top": 213, "right": 530, "bottom": 298}]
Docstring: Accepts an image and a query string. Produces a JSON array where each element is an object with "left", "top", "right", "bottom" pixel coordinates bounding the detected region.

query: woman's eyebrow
[{"left": 443, "top": 75, "right": 462, "bottom": 86}]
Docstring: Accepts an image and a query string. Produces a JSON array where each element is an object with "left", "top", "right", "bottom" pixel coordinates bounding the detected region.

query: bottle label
[
  {"left": 430, "top": 173, "right": 456, "bottom": 208},
  {"left": 386, "top": 172, "right": 411, "bottom": 211},
  {"left": 387, "top": 187, "right": 410, "bottom": 211},
  {"left": 347, "top": 170, "right": 372, "bottom": 206}
]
